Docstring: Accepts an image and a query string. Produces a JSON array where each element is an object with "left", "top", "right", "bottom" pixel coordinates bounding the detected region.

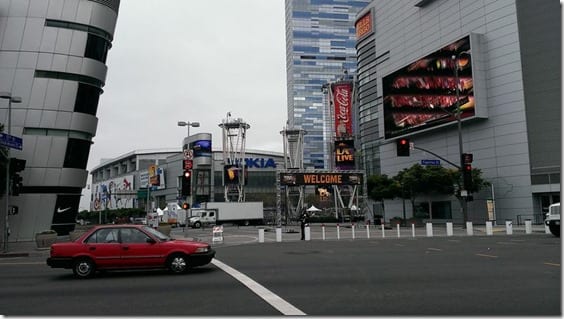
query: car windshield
[{"left": 142, "top": 226, "right": 172, "bottom": 241}]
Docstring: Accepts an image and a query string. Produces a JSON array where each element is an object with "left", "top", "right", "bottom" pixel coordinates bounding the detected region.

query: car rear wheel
[
  {"left": 73, "top": 258, "right": 96, "bottom": 279},
  {"left": 167, "top": 254, "right": 189, "bottom": 274}
]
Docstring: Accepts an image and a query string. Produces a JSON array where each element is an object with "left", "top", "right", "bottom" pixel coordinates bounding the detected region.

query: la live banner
[
  {"left": 332, "top": 81, "right": 353, "bottom": 137},
  {"left": 280, "top": 172, "right": 362, "bottom": 186}
]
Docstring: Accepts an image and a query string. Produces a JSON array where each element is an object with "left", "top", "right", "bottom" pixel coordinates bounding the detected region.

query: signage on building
[
  {"left": 335, "top": 140, "right": 355, "bottom": 170},
  {"left": 332, "top": 81, "right": 353, "bottom": 138},
  {"left": 355, "top": 11, "right": 373, "bottom": 39},
  {"left": 227, "top": 157, "right": 277, "bottom": 169},
  {"left": 280, "top": 172, "right": 362, "bottom": 186},
  {"left": 92, "top": 175, "right": 135, "bottom": 211},
  {"left": 382, "top": 35, "right": 476, "bottom": 139}
]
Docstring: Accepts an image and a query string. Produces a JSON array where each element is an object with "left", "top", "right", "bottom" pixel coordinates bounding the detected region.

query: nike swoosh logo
[{"left": 57, "top": 207, "right": 71, "bottom": 213}]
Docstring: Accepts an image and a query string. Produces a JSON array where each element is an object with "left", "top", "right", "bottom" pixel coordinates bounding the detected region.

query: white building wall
[{"left": 372, "top": 0, "right": 533, "bottom": 222}]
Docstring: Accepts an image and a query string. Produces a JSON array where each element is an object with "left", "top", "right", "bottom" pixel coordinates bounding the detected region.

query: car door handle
[
  {"left": 122, "top": 246, "right": 129, "bottom": 250},
  {"left": 89, "top": 247, "right": 96, "bottom": 251}
]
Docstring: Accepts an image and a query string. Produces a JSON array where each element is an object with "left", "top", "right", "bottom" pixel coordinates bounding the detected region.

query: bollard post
[
  {"left": 426, "top": 222, "right": 433, "bottom": 237},
  {"left": 466, "top": 221, "right": 473, "bottom": 236},
  {"left": 337, "top": 224, "right": 341, "bottom": 240},
  {"left": 545, "top": 224, "right": 550, "bottom": 234},
  {"left": 352, "top": 223, "right": 355, "bottom": 240},
  {"left": 381, "top": 224, "right": 385, "bottom": 238},
  {"left": 366, "top": 224, "right": 370, "bottom": 239},
  {"left": 305, "top": 226, "right": 311, "bottom": 241},
  {"left": 276, "top": 227, "right": 282, "bottom": 242},
  {"left": 322, "top": 224, "right": 326, "bottom": 240},
  {"left": 411, "top": 223, "right": 415, "bottom": 237},
  {"left": 486, "top": 221, "right": 493, "bottom": 236},
  {"left": 396, "top": 224, "right": 401, "bottom": 238},
  {"left": 505, "top": 220, "right": 513, "bottom": 235},
  {"left": 525, "top": 219, "right": 532, "bottom": 234},
  {"left": 258, "top": 228, "right": 265, "bottom": 243},
  {"left": 446, "top": 222, "right": 453, "bottom": 236}
]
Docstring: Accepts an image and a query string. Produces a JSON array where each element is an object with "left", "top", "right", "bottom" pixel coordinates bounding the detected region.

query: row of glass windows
[{"left": 45, "top": 19, "right": 112, "bottom": 64}]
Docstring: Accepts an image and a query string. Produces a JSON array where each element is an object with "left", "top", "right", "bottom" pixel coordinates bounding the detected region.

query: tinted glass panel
[
  {"left": 85, "top": 33, "right": 110, "bottom": 63},
  {"left": 74, "top": 83, "right": 101, "bottom": 115},
  {"left": 64, "top": 138, "right": 91, "bottom": 169}
]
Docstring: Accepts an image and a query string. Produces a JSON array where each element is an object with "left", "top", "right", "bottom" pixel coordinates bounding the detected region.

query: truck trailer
[{"left": 188, "top": 202, "right": 264, "bottom": 228}]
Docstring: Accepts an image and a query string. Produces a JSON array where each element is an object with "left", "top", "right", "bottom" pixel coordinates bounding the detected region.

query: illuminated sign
[
  {"left": 382, "top": 35, "right": 475, "bottom": 139},
  {"left": 280, "top": 172, "right": 362, "bottom": 186},
  {"left": 335, "top": 140, "right": 355, "bottom": 170},
  {"left": 332, "top": 81, "right": 353, "bottom": 138},
  {"left": 355, "top": 11, "right": 372, "bottom": 39}
]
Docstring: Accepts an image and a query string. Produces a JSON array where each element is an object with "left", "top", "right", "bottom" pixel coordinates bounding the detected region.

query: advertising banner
[
  {"left": 382, "top": 35, "right": 475, "bottom": 139},
  {"left": 92, "top": 175, "right": 135, "bottom": 211},
  {"left": 335, "top": 139, "right": 355, "bottom": 170},
  {"left": 332, "top": 81, "right": 353, "bottom": 138},
  {"left": 280, "top": 172, "right": 362, "bottom": 186}
]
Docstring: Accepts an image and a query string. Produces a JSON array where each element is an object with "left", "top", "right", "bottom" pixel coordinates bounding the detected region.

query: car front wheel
[
  {"left": 73, "top": 258, "right": 96, "bottom": 279},
  {"left": 167, "top": 254, "right": 189, "bottom": 274}
]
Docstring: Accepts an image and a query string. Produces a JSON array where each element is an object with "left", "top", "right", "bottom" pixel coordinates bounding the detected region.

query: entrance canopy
[{"left": 307, "top": 205, "right": 322, "bottom": 212}]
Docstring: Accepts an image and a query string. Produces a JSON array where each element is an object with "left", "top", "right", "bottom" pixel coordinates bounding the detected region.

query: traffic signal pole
[{"left": 453, "top": 54, "right": 469, "bottom": 225}]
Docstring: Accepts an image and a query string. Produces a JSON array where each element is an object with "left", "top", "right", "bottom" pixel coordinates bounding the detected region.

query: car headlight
[{"left": 195, "top": 246, "right": 209, "bottom": 253}]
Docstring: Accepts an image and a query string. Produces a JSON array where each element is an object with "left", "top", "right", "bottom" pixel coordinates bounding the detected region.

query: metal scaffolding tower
[
  {"left": 278, "top": 126, "right": 307, "bottom": 225},
  {"left": 218, "top": 112, "right": 250, "bottom": 202}
]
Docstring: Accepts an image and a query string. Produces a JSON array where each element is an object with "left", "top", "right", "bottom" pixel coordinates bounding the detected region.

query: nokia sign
[{"left": 227, "top": 158, "right": 277, "bottom": 169}]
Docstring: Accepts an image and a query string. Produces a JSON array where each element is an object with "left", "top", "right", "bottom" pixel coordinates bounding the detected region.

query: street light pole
[
  {"left": 452, "top": 54, "right": 469, "bottom": 224},
  {"left": 1, "top": 93, "right": 22, "bottom": 253},
  {"left": 177, "top": 120, "right": 200, "bottom": 208}
]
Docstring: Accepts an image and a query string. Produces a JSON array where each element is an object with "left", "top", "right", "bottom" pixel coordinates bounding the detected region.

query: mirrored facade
[{"left": 285, "top": 0, "right": 370, "bottom": 169}]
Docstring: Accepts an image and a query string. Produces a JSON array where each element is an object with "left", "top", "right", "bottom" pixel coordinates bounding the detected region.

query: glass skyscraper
[{"left": 285, "top": 0, "right": 370, "bottom": 169}]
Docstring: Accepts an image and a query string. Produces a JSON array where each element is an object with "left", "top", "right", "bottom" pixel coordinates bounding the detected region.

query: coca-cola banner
[{"left": 332, "top": 81, "right": 353, "bottom": 138}]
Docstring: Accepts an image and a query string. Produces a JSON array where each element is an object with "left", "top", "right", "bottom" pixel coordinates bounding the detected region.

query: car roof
[{"left": 91, "top": 224, "right": 145, "bottom": 230}]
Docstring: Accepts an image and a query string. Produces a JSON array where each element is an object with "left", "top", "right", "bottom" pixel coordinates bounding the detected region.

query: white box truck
[
  {"left": 165, "top": 202, "right": 188, "bottom": 227},
  {"left": 188, "top": 202, "right": 264, "bottom": 228}
]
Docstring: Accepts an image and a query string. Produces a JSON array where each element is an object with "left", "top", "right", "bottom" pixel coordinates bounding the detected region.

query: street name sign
[
  {"left": 0, "top": 133, "right": 22, "bottom": 150},
  {"left": 421, "top": 159, "right": 440, "bottom": 166}
]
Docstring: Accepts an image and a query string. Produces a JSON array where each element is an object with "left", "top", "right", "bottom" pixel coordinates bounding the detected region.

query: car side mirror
[{"left": 146, "top": 238, "right": 156, "bottom": 244}]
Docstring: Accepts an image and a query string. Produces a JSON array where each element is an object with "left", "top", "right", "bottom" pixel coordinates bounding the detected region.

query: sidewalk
[{"left": 0, "top": 224, "right": 552, "bottom": 258}]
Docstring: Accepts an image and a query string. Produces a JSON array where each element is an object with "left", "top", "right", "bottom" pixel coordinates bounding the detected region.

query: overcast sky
[{"left": 88, "top": 0, "right": 288, "bottom": 171}]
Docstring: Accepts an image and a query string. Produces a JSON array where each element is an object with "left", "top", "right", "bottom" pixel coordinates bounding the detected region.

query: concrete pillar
[
  {"left": 426, "top": 222, "right": 433, "bottom": 237},
  {"left": 446, "top": 222, "right": 453, "bottom": 236},
  {"left": 258, "top": 228, "right": 264, "bottom": 243}
]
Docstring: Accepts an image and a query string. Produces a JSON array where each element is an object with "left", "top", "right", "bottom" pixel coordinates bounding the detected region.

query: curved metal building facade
[{"left": 0, "top": 0, "right": 120, "bottom": 240}]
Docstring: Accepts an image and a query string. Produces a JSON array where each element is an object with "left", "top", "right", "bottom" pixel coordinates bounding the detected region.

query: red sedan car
[{"left": 47, "top": 224, "right": 215, "bottom": 278}]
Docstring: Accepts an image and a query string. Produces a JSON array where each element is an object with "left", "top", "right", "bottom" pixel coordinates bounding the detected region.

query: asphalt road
[{"left": 0, "top": 233, "right": 560, "bottom": 316}]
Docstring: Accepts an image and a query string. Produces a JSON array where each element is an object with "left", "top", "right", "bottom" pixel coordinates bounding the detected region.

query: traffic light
[
  {"left": 463, "top": 164, "right": 473, "bottom": 190},
  {"left": 9, "top": 157, "right": 25, "bottom": 196},
  {"left": 181, "top": 171, "right": 191, "bottom": 196},
  {"left": 396, "top": 138, "right": 410, "bottom": 156},
  {"left": 182, "top": 202, "right": 189, "bottom": 210},
  {"left": 10, "top": 173, "right": 23, "bottom": 196}
]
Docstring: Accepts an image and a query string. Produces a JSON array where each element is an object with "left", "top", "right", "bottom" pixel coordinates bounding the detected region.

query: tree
[
  {"left": 366, "top": 174, "right": 399, "bottom": 221},
  {"left": 448, "top": 167, "right": 490, "bottom": 224}
]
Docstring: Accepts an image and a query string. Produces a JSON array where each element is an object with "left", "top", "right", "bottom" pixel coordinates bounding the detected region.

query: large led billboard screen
[{"left": 382, "top": 35, "right": 475, "bottom": 139}]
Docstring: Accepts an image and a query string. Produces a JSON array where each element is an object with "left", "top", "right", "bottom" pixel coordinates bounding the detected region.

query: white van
[{"left": 545, "top": 202, "right": 560, "bottom": 237}]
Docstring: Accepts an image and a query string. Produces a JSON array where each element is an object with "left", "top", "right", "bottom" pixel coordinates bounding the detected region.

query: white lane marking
[
  {"left": 212, "top": 258, "right": 306, "bottom": 316},
  {"left": 427, "top": 248, "right": 442, "bottom": 251}
]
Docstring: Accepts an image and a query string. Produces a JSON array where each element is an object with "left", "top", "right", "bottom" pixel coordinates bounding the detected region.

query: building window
[
  {"left": 74, "top": 83, "right": 102, "bottom": 115},
  {"left": 64, "top": 138, "right": 91, "bottom": 169},
  {"left": 415, "top": 201, "right": 452, "bottom": 220},
  {"left": 85, "top": 33, "right": 110, "bottom": 63}
]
